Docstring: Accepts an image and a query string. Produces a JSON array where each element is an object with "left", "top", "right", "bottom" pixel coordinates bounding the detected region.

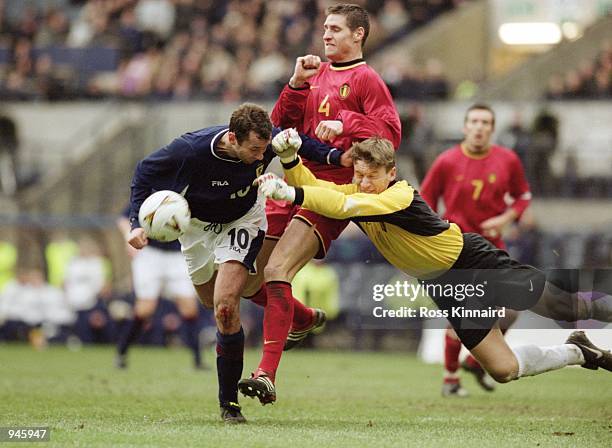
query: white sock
[{"left": 511, "top": 344, "right": 585, "bottom": 378}]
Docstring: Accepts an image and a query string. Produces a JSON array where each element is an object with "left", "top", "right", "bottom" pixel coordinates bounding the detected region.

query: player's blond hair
[
  {"left": 327, "top": 3, "right": 370, "bottom": 47},
  {"left": 351, "top": 137, "right": 395, "bottom": 172}
]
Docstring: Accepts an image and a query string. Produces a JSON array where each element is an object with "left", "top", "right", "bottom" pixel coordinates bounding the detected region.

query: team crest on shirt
[
  {"left": 339, "top": 83, "right": 350, "bottom": 99},
  {"left": 488, "top": 173, "right": 497, "bottom": 183}
]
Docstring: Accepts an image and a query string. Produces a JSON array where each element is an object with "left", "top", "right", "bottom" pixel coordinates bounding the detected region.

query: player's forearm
[
  {"left": 271, "top": 86, "right": 309, "bottom": 129},
  {"left": 511, "top": 196, "right": 531, "bottom": 220},
  {"left": 501, "top": 208, "right": 519, "bottom": 224},
  {"left": 296, "top": 133, "right": 342, "bottom": 166}
]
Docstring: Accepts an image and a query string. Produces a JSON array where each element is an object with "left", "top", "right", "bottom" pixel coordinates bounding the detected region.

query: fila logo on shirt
[
  {"left": 339, "top": 83, "right": 350, "bottom": 99},
  {"left": 212, "top": 180, "right": 229, "bottom": 186}
]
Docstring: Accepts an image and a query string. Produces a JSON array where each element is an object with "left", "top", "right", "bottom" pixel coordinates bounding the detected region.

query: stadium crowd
[
  {"left": 545, "top": 40, "right": 612, "bottom": 100},
  {"left": 0, "top": 0, "right": 460, "bottom": 101}
]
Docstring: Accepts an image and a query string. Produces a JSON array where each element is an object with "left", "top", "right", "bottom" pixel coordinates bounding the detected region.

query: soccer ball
[{"left": 138, "top": 190, "right": 191, "bottom": 242}]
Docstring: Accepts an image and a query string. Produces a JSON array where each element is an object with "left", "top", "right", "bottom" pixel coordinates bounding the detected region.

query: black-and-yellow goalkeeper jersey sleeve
[
  {"left": 299, "top": 181, "right": 413, "bottom": 220},
  {"left": 283, "top": 158, "right": 464, "bottom": 279}
]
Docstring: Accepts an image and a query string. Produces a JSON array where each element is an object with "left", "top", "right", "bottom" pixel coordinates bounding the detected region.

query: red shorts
[{"left": 265, "top": 199, "right": 349, "bottom": 259}]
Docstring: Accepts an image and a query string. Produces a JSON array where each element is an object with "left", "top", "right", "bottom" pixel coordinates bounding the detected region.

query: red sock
[
  {"left": 246, "top": 287, "right": 313, "bottom": 331},
  {"left": 464, "top": 354, "right": 482, "bottom": 370},
  {"left": 444, "top": 332, "right": 462, "bottom": 374},
  {"left": 257, "top": 281, "right": 294, "bottom": 382}
]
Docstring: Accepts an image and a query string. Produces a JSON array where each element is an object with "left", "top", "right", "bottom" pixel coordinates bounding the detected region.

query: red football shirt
[
  {"left": 271, "top": 59, "right": 401, "bottom": 183},
  {"left": 420, "top": 144, "right": 531, "bottom": 249}
]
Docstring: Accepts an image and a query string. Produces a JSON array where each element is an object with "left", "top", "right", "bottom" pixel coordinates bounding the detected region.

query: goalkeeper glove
[{"left": 271, "top": 128, "right": 302, "bottom": 163}]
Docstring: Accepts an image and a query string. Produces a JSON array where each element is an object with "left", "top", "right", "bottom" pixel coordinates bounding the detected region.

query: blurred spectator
[
  {"left": 0, "top": 268, "right": 39, "bottom": 342},
  {"left": 378, "top": 0, "right": 409, "bottom": 33},
  {"left": 135, "top": 0, "right": 175, "bottom": 39},
  {"left": 498, "top": 110, "right": 531, "bottom": 179},
  {"left": 35, "top": 8, "right": 69, "bottom": 47},
  {"left": 505, "top": 210, "right": 541, "bottom": 266},
  {"left": 0, "top": 114, "right": 19, "bottom": 195},
  {"left": 118, "top": 6, "right": 143, "bottom": 57},
  {"left": 292, "top": 259, "right": 340, "bottom": 347},
  {"left": 545, "top": 74, "right": 565, "bottom": 100},
  {"left": 381, "top": 56, "right": 451, "bottom": 100},
  {"left": 421, "top": 58, "right": 449, "bottom": 99},
  {"left": 545, "top": 41, "right": 612, "bottom": 100},
  {"left": 30, "top": 267, "right": 74, "bottom": 344},
  {"left": 0, "top": 268, "right": 54, "bottom": 347},
  {"left": 530, "top": 109, "right": 559, "bottom": 195},
  {"left": 454, "top": 78, "right": 479, "bottom": 100},
  {"left": 561, "top": 152, "right": 579, "bottom": 197},
  {"left": 0, "top": 238, "right": 16, "bottom": 291},
  {"left": 45, "top": 232, "right": 79, "bottom": 288},
  {"left": 63, "top": 236, "right": 113, "bottom": 343},
  {"left": 247, "top": 40, "right": 290, "bottom": 98},
  {"left": 401, "top": 103, "right": 434, "bottom": 182}
]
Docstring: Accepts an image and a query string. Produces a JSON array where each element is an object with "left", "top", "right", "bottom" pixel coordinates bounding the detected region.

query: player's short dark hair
[
  {"left": 326, "top": 3, "right": 370, "bottom": 47},
  {"left": 465, "top": 103, "right": 496, "bottom": 126},
  {"left": 351, "top": 137, "right": 395, "bottom": 171},
  {"left": 229, "top": 103, "right": 272, "bottom": 144}
]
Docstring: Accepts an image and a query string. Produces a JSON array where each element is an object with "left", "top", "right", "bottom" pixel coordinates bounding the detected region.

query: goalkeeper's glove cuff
[
  {"left": 293, "top": 187, "right": 304, "bottom": 205},
  {"left": 281, "top": 156, "right": 301, "bottom": 170},
  {"left": 279, "top": 154, "right": 298, "bottom": 164}
]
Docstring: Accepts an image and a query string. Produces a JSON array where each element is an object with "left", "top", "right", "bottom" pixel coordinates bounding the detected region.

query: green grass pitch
[{"left": 1, "top": 343, "right": 610, "bottom": 447}]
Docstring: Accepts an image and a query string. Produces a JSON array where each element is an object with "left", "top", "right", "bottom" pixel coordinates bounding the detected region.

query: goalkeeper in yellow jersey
[{"left": 239, "top": 129, "right": 612, "bottom": 405}]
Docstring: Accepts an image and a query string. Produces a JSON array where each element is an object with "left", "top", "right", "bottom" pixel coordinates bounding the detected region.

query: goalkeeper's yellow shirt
[{"left": 285, "top": 160, "right": 464, "bottom": 280}]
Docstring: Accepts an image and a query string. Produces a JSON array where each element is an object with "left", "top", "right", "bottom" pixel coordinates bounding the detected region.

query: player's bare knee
[
  {"left": 486, "top": 360, "right": 519, "bottom": 383},
  {"left": 214, "top": 299, "right": 239, "bottom": 329}
]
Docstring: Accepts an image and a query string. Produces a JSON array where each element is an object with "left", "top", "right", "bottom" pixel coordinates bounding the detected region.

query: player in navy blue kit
[
  {"left": 127, "top": 103, "right": 343, "bottom": 423},
  {"left": 115, "top": 207, "right": 203, "bottom": 371}
]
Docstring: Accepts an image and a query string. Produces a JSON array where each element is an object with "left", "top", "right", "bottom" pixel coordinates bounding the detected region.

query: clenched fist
[
  {"left": 289, "top": 55, "right": 321, "bottom": 88},
  {"left": 315, "top": 120, "right": 343, "bottom": 142},
  {"left": 271, "top": 128, "right": 302, "bottom": 163}
]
